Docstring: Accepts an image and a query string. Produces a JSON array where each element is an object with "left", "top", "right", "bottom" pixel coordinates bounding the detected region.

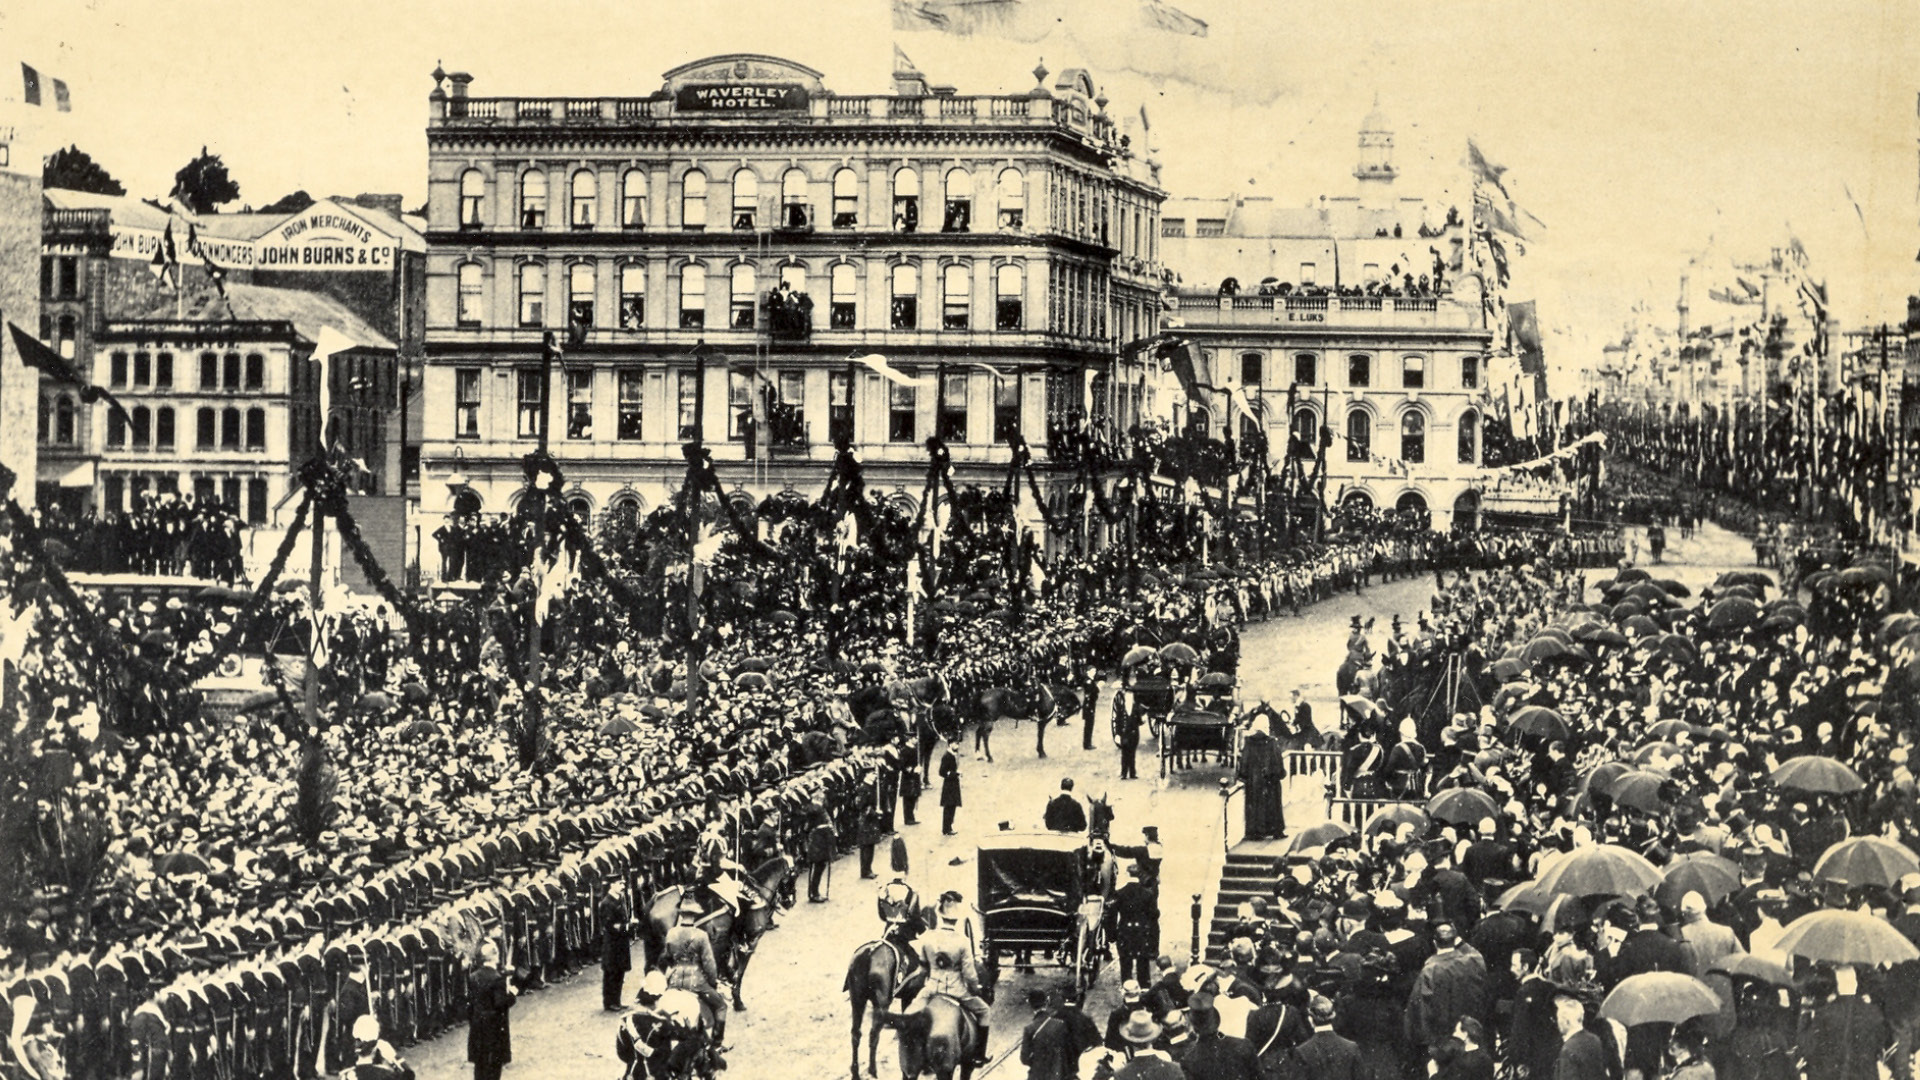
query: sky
[{"left": 6, "top": 0, "right": 1918, "bottom": 367}]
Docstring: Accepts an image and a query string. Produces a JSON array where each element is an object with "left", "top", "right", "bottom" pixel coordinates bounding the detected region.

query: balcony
[
  {"left": 765, "top": 289, "right": 813, "bottom": 339},
  {"left": 767, "top": 406, "right": 809, "bottom": 454},
  {"left": 1168, "top": 292, "right": 1477, "bottom": 332},
  {"left": 45, "top": 208, "right": 112, "bottom": 237}
]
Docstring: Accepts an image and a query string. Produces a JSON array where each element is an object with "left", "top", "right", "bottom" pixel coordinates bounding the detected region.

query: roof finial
[{"left": 1033, "top": 59, "right": 1049, "bottom": 88}]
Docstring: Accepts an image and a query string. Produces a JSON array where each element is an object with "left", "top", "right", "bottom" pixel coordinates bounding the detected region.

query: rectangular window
[
  {"left": 1293, "top": 354, "right": 1316, "bottom": 386},
  {"left": 888, "top": 380, "right": 916, "bottom": 443},
  {"left": 107, "top": 409, "right": 127, "bottom": 448},
  {"left": 130, "top": 409, "right": 149, "bottom": 447},
  {"left": 1161, "top": 218, "right": 1186, "bottom": 237},
  {"left": 221, "top": 409, "right": 241, "bottom": 449},
  {"left": 222, "top": 477, "right": 241, "bottom": 513},
  {"left": 1348, "top": 354, "right": 1371, "bottom": 388},
  {"left": 517, "top": 368, "right": 545, "bottom": 438},
  {"left": 677, "top": 371, "right": 699, "bottom": 440},
  {"left": 565, "top": 369, "right": 592, "bottom": 439},
  {"left": 679, "top": 266, "right": 706, "bottom": 329},
  {"left": 110, "top": 351, "right": 129, "bottom": 388},
  {"left": 156, "top": 352, "right": 173, "bottom": 389},
  {"left": 155, "top": 474, "right": 178, "bottom": 497},
  {"left": 619, "top": 265, "right": 645, "bottom": 330},
  {"left": 193, "top": 476, "right": 215, "bottom": 504},
  {"left": 199, "top": 352, "right": 218, "bottom": 390},
  {"left": 57, "top": 257, "right": 78, "bottom": 299},
  {"left": 247, "top": 478, "right": 269, "bottom": 525},
  {"left": 617, "top": 370, "right": 644, "bottom": 440},
  {"left": 1240, "top": 353, "right": 1262, "bottom": 386},
  {"left": 829, "top": 371, "right": 853, "bottom": 445},
  {"left": 1299, "top": 262, "right": 1317, "bottom": 285},
  {"left": 1195, "top": 219, "right": 1225, "bottom": 237},
  {"left": 196, "top": 409, "right": 215, "bottom": 450},
  {"left": 245, "top": 408, "right": 266, "bottom": 450},
  {"left": 1461, "top": 354, "right": 1480, "bottom": 390},
  {"left": 937, "top": 372, "right": 967, "bottom": 441},
  {"left": 104, "top": 475, "right": 123, "bottom": 513},
  {"left": 455, "top": 368, "right": 482, "bottom": 438},
  {"left": 245, "top": 353, "right": 265, "bottom": 390},
  {"left": 993, "top": 375, "right": 1020, "bottom": 444},
  {"left": 458, "top": 265, "right": 485, "bottom": 326},
  {"left": 519, "top": 264, "right": 546, "bottom": 328},
  {"left": 155, "top": 408, "right": 175, "bottom": 450},
  {"left": 726, "top": 371, "right": 751, "bottom": 440},
  {"left": 223, "top": 352, "right": 241, "bottom": 390},
  {"left": 1402, "top": 356, "right": 1425, "bottom": 389},
  {"left": 133, "top": 351, "right": 151, "bottom": 388}
]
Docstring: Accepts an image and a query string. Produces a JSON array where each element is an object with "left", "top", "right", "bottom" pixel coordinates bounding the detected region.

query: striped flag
[{"left": 20, "top": 64, "right": 70, "bottom": 112}]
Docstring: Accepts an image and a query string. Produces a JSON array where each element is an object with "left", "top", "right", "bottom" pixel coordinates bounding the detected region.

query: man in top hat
[
  {"left": 598, "top": 881, "right": 634, "bottom": 1012},
  {"left": 917, "top": 890, "right": 991, "bottom": 1068},
  {"left": 662, "top": 894, "right": 729, "bottom": 1050}
]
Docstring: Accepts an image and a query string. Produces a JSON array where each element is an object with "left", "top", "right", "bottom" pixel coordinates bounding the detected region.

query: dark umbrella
[
  {"left": 1288, "top": 821, "right": 1355, "bottom": 853},
  {"left": 1611, "top": 599, "right": 1649, "bottom": 621},
  {"left": 1584, "top": 761, "right": 1635, "bottom": 797},
  {"left": 1616, "top": 568, "right": 1652, "bottom": 584},
  {"left": 237, "top": 690, "right": 280, "bottom": 711},
  {"left": 1534, "top": 844, "right": 1663, "bottom": 899},
  {"left": 1600, "top": 973, "right": 1723, "bottom": 1027},
  {"left": 1776, "top": 909, "right": 1920, "bottom": 966},
  {"left": 1362, "top": 803, "right": 1430, "bottom": 836},
  {"left": 1718, "top": 584, "right": 1763, "bottom": 603},
  {"left": 734, "top": 671, "right": 772, "bottom": 691},
  {"left": 1490, "top": 658, "right": 1529, "bottom": 681},
  {"left": 197, "top": 585, "right": 252, "bottom": 604},
  {"left": 1609, "top": 771, "right": 1673, "bottom": 814},
  {"left": 401, "top": 682, "right": 431, "bottom": 703},
  {"left": 1707, "top": 597, "right": 1761, "bottom": 632},
  {"left": 1159, "top": 642, "right": 1201, "bottom": 665},
  {"left": 766, "top": 610, "right": 798, "bottom": 626},
  {"left": 1769, "top": 755, "right": 1865, "bottom": 794},
  {"left": 1122, "top": 645, "right": 1157, "bottom": 667},
  {"left": 1532, "top": 627, "right": 1575, "bottom": 646},
  {"left": 1508, "top": 705, "right": 1569, "bottom": 741},
  {"left": 356, "top": 691, "right": 392, "bottom": 711},
  {"left": 1656, "top": 852, "right": 1743, "bottom": 907},
  {"left": 599, "top": 716, "right": 639, "bottom": 736},
  {"left": 400, "top": 719, "right": 439, "bottom": 739},
  {"left": 735, "top": 657, "right": 772, "bottom": 674},
  {"left": 1428, "top": 787, "right": 1500, "bottom": 826},
  {"left": 154, "top": 852, "right": 212, "bottom": 877},
  {"left": 1653, "top": 579, "right": 1691, "bottom": 598},
  {"left": 1879, "top": 613, "right": 1920, "bottom": 644},
  {"left": 1625, "top": 582, "right": 1675, "bottom": 607},
  {"left": 1716, "top": 570, "right": 1774, "bottom": 590},
  {"left": 1812, "top": 837, "right": 1920, "bottom": 889},
  {"left": 1584, "top": 628, "right": 1631, "bottom": 648},
  {"left": 1198, "top": 672, "right": 1234, "bottom": 689},
  {"left": 1522, "top": 638, "right": 1590, "bottom": 667},
  {"left": 1621, "top": 614, "right": 1663, "bottom": 638}
]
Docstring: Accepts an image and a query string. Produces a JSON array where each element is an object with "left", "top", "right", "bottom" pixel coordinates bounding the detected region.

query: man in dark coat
[
  {"left": 1286, "top": 995, "right": 1360, "bottom": 1080},
  {"left": 1404, "top": 924, "right": 1488, "bottom": 1054},
  {"left": 1604, "top": 897, "right": 1688, "bottom": 988},
  {"left": 599, "top": 882, "right": 633, "bottom": 1011},
  {"left": 1236, "top": 717, "right": 1287, "bottom": 841},
  {"left": 1178, "top": 994, "right": 1262, "bottom": 1080},
  {"left": 1045, "top": 779, "right": 1088, "bottom": 833},
  {"left": 1022, "top": 988, "right": 1074, "bottom": 1080},
  {"left": 1117, "top": 695, "right": 1145, "bottom": 780},
  {"left": 467, "top": 942, "right": 515, "bottom": 1080},
  {"left": 1243, "top": 993, "right": 1312, "bottom": 1076},
  {"left": 1551, "top": 993, "right": 1611, "bottom": 1080},
  {"left": 898, "top": 736, "right": 923, "bottom": 826},
  {"left": 804, "top": 806, "right": 837, "bottom": 903},
  {"left": 1801, "top": 967, "right": 1890, "bottom": 1080},
  {"left": 939, "top": 742, "right": 963, "bottom": 836},
  {"left": 1110, "top": 865, "right": 1160, "bottom": 988}
]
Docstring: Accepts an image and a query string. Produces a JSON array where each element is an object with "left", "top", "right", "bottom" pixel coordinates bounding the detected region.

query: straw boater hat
[{"left": 1119, "top": 1009, "right": 1163, "bottom": 1046}]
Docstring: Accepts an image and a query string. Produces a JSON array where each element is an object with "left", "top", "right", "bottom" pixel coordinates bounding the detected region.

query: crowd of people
[
  {"left": 1061, "top": 549, "right": 1919, "bottom": 1080},
  {"left": 33, "top": 498, "right": 247, "bottom": 583}
]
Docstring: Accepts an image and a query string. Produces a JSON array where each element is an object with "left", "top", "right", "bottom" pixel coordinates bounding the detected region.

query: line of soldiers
[{"left": 2, "top": 751, "right": 893, "bottom": 1080}]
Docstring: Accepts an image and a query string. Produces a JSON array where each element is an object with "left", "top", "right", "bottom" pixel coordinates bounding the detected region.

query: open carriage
[
  {"left": 975, "top": 834, "right": 1112, "bottom": 999},
  {"left": 1160, "top": 705, "right": 1240, "bottom": 777}
]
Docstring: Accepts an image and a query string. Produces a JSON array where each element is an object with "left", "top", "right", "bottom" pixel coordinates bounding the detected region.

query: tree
[
  {"left": 259, "top": 189, "right": 315, "bottom": 215},
  {"left": 42, "top": 145, "right": 125, "bottom": 196},
  {"left": 170, "top": 146, "right": 241, "bottom": 214}
]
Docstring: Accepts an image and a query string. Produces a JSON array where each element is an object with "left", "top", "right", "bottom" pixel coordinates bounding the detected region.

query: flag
[
  {"left": 852, "top": 352, "right": 935, "bottom": 388},
  {"left": 893, "top": 44, "right": 921, "bottom": 74},
  {"left": 892, "top": 0, "right": 952, "bottom": 30},
  {"left": 8, "top": 322, "right": 133, "bottom": 424},
  {"left": 1162, "top": 340, "right": 1206, "bottom": 402},
  {"left": 534, "top": 546, "right": 578, "bottom": 623},
  {"left": 1509, "top": 301, "right": 1545, "bottom": 374},
  {"left": 967, "top": 361, "right": 1011, "bottom": 385},
  {"left": 1140, "top": 0, "right": 1207, "bottom": 35},
  {"left": 20, "top": 63, "right": 39, "bottom": 106},
  {"left": 1465, "top": 139, "right": 1510, "bottom": 200},
  {"left": 310, "top": 325, "right": 362, "bottom": 448},
  {"left": 1476, "top": 192, "right": 1529, "bottom": 240},
  {"left": 149, "top": 221, "right": 179, "bottom": 284}
]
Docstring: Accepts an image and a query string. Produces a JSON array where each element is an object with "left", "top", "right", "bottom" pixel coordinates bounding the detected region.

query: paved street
[{"left": 410, "top": 569, "right": 1437, "bottom": 1080}]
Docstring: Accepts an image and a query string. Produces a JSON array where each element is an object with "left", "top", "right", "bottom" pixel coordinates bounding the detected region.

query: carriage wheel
[{"left": 1073, "top": 922, "right": 1094, "bottom": 999}]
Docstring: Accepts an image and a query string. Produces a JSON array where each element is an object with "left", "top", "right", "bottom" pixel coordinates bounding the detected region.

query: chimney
[
  {"left": 448, "top": 72, "right": 473, "bottom": 99},
  {"left": 348, "top": 193, "right": 405, "bottom": 219}
]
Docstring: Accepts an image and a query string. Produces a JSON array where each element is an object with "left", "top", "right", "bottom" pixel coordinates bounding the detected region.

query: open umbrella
[
  {"left": 1645, "top": 720, "right": 1700, "bottom": 741},
  {"left": 197, "top": 585, "right": 252, "bottom": 605},
  {"left": 1122, "top": 645, "right": 1157, "bottom": 667},
  {"left": 1490, "top": 658, "right": 1529, "bottom": 682},
  {"left": 1428, "top": 788, "right": 1500, "bottom": 826},
  {"left": 1508, "top": 706, "right": 1569, "bottom": 741},
  {"left": 599, "top": 716, "right": 639, "bottom": 736},
  {"left": 1532, "top": 627, "right": 1575, "bottom": 646},
  {"left": 237, "top": 690, "right": 281, "bottom": 711},
  {"left": 1611, "top": 599, "right": 1649, "bottom": 621},
  {"left": 1654, "top": 579, "right": 1691, "bottom": 598},
  {"left": 1625, "top": 582, "right": 1675, "bottom": 607},
  {"left": 401, "top": 681, "right": 431, "bottom": 704},
  {"left": 1838, "top": 565, "right": 1893, "bottom": 589},
  {"left": 1621, "top": 614, "right": 1663, "bottom": 638},
  {"left": 1340, "top": 695, "right": 1381, "bottom": 720},
  {"left": 1600, "top": 972, "right": 1722, "bottom": 1027},
  {"left": 1769, "top": 755, "right": 1865, "bottom": 794},
  {"left": 1707, "top": 596, "right": 1761, "bottom": 632},
  {"left": 1616, "top": 568, "right": 1653, "bottom": 584},
  {"left": 766, "top": 610, "right": 799, "bottom": 626},
  {"left": 400, "top": 718, "right": 439, "bottom": 739},
  {"left": 1498, "top": 881, "right": 1554, "bottom": 917},
  {"left": 1534, "top": 844, "right": 1663, "bottom": 899},
  {"left": 1775, "top": 908, "right": 1920, "bottom": 966},
  {"left": 1522, "top": 638, "right": 1584, "bottom": 666},
  {"left": 1656, "top": 852, "right": 1743, "bottom": 907},
  {"left": 356, "top": 691, "right": 393, "bottom": 711},
  {"left": 1288, "top": 821, "right": 1354, "bottom": 853},
  {"left": 1632, "top": 742, "right": 1683, "bottom": 766},
  {"left": 1584, "top": 761, "right": 1636, "bottom": 798},
  {"left": 734, "top": 657, "right": 772, "bottom": 674},
  {"left": 1805, "top": 571, "right": 1839, "bottom": 592},
  {"left": 1716, "top": 570, "right": 1774, "bottom": 590},
  {"left": 154, "top": 852, "right": 212, "bottom": 877},
  {"left": 1362, "top": 803, "right": 1430, "bottom": 837},
  {"left": 1609, "top": 771, "right": 1674, "bottom": 814},
  {"left": 1812, "top": 837, "right": 1920, "bottom": 889},
  {"left": 1710, "top": 953, "right": 1794, "bottom": 986},
  {"left": 1198, "top": 672, "right": 1234, "bottom": 689},
  {"left": 1159, "top": 642, "right": 1201, "bottom": 665},
  {"left": 734, "top": 671, "right": 772, "bottom": 691},
  {"left": 1583, "top": 628, "right": 1631, "bottom": 649}
]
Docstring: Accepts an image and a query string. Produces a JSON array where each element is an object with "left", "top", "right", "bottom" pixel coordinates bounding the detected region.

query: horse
[
  {"left": 1087, "top": 794, "right": 1114, "bottom": 842},
  {"left": 884, "top": 994, "right": 977, "bottom": 1080},
  {"left": 643, "top": 855, "right": 794, "bottom": 1011},
  {"left": 844, "top": 936, "right": 912, "bottom": 1080}
]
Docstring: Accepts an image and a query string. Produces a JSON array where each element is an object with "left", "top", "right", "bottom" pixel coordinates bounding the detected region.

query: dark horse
[
  {"left": 845, "top": 934, "right": 918, "bottom": 1080},
  {"left": 883, "top": 995, "right": 978, "bottom": 1080},
  {"left": 644, "top": 855, "right": 794, "bottom": 1010}
]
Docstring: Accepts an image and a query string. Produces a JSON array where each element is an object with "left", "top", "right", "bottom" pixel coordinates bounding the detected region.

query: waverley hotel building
[{"left": 418, "top": 53, "right": 1166, "bottom": 560}]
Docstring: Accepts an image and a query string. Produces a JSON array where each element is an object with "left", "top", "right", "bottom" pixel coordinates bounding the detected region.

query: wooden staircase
[{"left": 1204, "top": 840, "right": 1290, "bottom": 961}]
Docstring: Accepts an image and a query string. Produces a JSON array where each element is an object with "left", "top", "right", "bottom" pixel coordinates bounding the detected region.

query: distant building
[
  {"left": 417, "top": 52, "right": 1165, "bottom": 575},
  {"left": 1159, "top": 105, "right": 1498, "bottom": 529},
  {"left": 0, "top": 147, "right": 41, "bottom": 498}
]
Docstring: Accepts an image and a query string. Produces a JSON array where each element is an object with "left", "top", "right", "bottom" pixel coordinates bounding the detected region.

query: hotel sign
[{"left": 674, "top": 83, "right": 808, "bottom": 112}]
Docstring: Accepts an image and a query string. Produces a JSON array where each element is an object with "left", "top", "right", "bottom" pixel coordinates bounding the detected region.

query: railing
[
  {"left": 1344, "top": 296, "right": 1383, "bottom": 311},
  {"left": 1283, "top": 750, "right": 1342, "bottom": 786},
  {"left": 562, "top": 99, "right": 601, "bottom": 119},
  {"left": 1230, "top": 297, "right": 1274, "bottom": 310},
  {"left": 613, "top": 100, "right": 652, "bottom": 121},
  {"left": 516, "top": 98, "right": 559, "bottom": 120},
  {"left": 1286, "top": 296, "right": 1329, "bottom": 311},
  {"left": 937, "top": 97, "right": 977, "bottom": 118},
  {"left": 826, "top": 96, "right": 871, "bottom": 117},
  {"left": 46, "top": 208, "right": 112, "bottom": 234},
  {"left": 888, "top": 97, "right": 925, "bottom": 118},
  {"left": 1395, "top": 297, "right": 1439, "bottom": 312}
]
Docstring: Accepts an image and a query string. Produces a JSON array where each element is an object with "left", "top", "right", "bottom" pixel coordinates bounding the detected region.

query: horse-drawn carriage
[
  {"left": 1160, "top": 706, "right": 1240, "bottom": 777},
  {"left": 975, "top": 834, "right": 1113, "bottom": 1000}
]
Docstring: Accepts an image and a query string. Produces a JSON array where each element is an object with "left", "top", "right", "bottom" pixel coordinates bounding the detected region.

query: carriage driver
[
  {"left": 663, "top": 894, "right": 730, "bottom": 1050},
  {"left": 918, "top": 889, "right": 992, "bottom": 1068}
]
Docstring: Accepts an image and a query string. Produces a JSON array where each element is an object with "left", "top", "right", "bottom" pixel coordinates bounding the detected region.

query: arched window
[
  {"left": 830, "top": 263, "right": 858, "bottom": 329},
  {"left": 457, "top": 262, "right": 485, "bottom": 326},
  {"left": 619, "top": 263, "right": 645, "bottom": 329},
  {"left": 729, "top": 264, "right": 756, "bottom": 328},
  {"left": 1400, "top": 409, "right": 1425, "bottom": 464},
  {"left": 996, "top": 167, "right": 1025, "bottom": 230},
  {"left": 890, "top": 263, "right": 919, "bottom": 329},
  {"left": 942, "top": 263, "right": 970, "bottom": 329},
  {"left": 563, "top": 262, "right": 594, "bottom": 332},
  {"left": 1345, "top": 408, "right": 1371, "bottom": 462},
  {"left": 679, "top": 263, "right": 707, "bottom": 328},
  {"left": 995, "top": 263, "right": 1023, "bottom": 330},
  {"left": 55, "top": 395, "right": 75, "bottom": 445},
  {"left": 221, "top": 407, "right": 242, "bottom": 449},
  {"left": 780, "top": 168, "right": 811, "bottom": 229},
  {"left": 1396, "top": 491, "right": 1428, "bottom": 516},
  {"left": 570, "top": 168, "right": 597, "bottom": 228},
  {"left": 1452, "top": 490, "right": 1481, "bottom": 531},
  {"left": 621, "top": 169, "right": 648, "bottom": 228},
  {"left": 517, "top": 262, "right": 546, "bottom": 327},
  {"left": 1457, "top": 410, "right": 1479, "bottom": 465},
  {"left": 155, "top": 406, "right": 174, "bottom": 450},
  {"left": 779, "top": 263, "right": 807, "bottom": 294},
  {"left": 57, "top": 315, "right": 76, "bottom": 359},
  {"left": 1289, "top": 408, "right": 1317, "bottom": 458},
  {"left": 730, "top": 169, "right": 758, "bottom": 230},
  {"left": 1342, "top": 490, "right": 1374, "bottom": 512},
  {"left": 892, "top": 167, "right": 920, "bottom": 232},
  {"left": 246, "top": 407, "right": 266, "bottom": 450},
  {"left": 131, "top": 406, "right": 150, "bottom": 448},
  {"left": 460, "top": 169, "right": 486, "bottom": 228},
  {"left": 196, "top": 407, "right": 216, "bottom": 449},
  {"left": 1402, "top": 354, "right": 1425, "bottom": 389},
  {"left": 943, "top": 167, "right": 973, "bottom": 232},
  {"left": 681, "top": 171, "right": 707, "bottom": 229},
  {"left": 832, "top": 168, "right": 859, "bottom": 228},
  {"left": 519, "top": 169, "right": 547, "bottom": 228},
  {"left": 1348, "top": 353, "right": 1371, "bottom": 388}
]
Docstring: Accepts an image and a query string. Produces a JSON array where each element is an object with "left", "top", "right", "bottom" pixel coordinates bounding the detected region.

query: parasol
[
  {"left": 1608, "top": 771, "right": 1674, "bottom": 814},
  {"left": 1583, "top": 761, "right": 1635, "bottom": 798},
  {"left": 1159, "top": 642, "right": 1201, "bottom": 665},
  {"left": 1198, "top": 672, "right": 1234, "bottom": 689},
  {"left": 599, "top": 716, "right": 639, "bottom": 736},
  {"left": 1122, "top": 645, "right": 1157, "bottom": 667},
  {"left": 1600, "top": 972, "right": 1723, "bottom": 1027},
  {"left": 1621, "top": 614, "right": 1662, "bottom": 638},
  {"left": 1706, "top": 596, "right": 1760, "bottom": 632},
  {"left": 1769, "top": 755, "right": 1865, "bottom": 794}
]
